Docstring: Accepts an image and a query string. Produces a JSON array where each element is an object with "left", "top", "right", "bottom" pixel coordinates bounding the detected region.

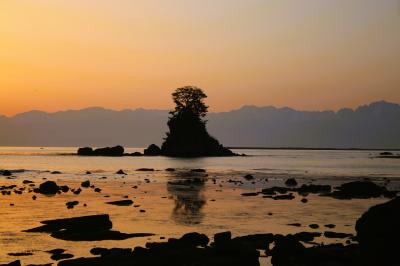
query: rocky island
[{"left": 77, "top": 87, "right": 235, "bottom": 157}]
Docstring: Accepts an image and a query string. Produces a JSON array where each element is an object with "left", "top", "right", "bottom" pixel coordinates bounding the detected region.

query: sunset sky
[{"left": 1, "top": 0, "right": 399, "bottom": 116}]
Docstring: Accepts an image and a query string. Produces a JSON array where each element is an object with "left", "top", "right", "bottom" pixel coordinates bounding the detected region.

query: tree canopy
[{"left": 171, "top": 86, "right": 208, "bottom": 118}]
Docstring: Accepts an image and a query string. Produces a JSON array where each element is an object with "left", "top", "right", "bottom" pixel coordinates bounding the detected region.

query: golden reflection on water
[{"left": 0, "top": 169, "right": 393, "bottom": 265}]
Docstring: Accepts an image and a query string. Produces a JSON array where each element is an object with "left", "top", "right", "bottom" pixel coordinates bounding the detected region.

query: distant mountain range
[{"left": 0, "top": 101, "right": 399, "bottom": 149}]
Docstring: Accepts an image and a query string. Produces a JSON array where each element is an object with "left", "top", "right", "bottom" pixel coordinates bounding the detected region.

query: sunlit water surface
[{"left": 1, "top": 147, "right": 399, "bottom": 265}]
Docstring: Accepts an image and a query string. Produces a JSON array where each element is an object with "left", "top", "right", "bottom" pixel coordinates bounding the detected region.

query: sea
[{"left": 0, "top": 147, "right": 399, "bottom": 265}]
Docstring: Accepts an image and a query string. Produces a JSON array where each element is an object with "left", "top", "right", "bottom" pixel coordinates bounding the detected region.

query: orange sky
[{"left": 1, "top": 0, "right": 399, "bottom": 116}]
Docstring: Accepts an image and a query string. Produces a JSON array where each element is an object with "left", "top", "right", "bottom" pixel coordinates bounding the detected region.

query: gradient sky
[{"left": 0, "top": 0, "right": 399, "bottom": 116}]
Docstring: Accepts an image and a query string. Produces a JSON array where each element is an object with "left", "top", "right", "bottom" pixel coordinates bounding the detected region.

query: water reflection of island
[{"left": 167, "top": 172, "right": 207, "bottom": 225}]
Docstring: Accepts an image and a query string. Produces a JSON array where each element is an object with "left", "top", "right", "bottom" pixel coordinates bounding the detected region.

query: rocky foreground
[{"left": 1, "top": 196, "right": 399, "bottom": 266}]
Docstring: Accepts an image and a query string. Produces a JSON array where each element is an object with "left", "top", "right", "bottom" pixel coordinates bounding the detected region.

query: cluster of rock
[
  {"left": 270, "top": 197, "right": 400, "bottom": 266},
  {"left": 375, "top": 151, "right": 400, "bottom": 159},
  {"left": 77, "top": 146, "right": 124, "bottom": 156},
  {"left": 244, "top": 180, "right": 398, "bottom": 201},
  {"left": 24, "top": 214, "right": 154, "bottom": 241},
  {"left": 2, "top": 196, "right": 399, "bottom": 265},
  {"left": 77, "top": 143, "right": 235, "bottom": 157},
  {"left": 57, "top": 231, "right": 261, "bottom": 266}
]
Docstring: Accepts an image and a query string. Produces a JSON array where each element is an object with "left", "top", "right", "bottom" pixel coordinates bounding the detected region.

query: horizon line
[{"left": 1, "top": 100, "right": 397, "bottom": 119}]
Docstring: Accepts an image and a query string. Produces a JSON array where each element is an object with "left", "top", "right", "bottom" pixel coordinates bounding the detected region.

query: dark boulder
[
  {"left": 24, "top": 214, "right": 154, "bottom": 241},
  {"left": 143, "top": 144, "right": 161, "bottom": 156},
  {"left": 178, "top": 232, "right": 210, "bottom": 247},
  {"left": 51, "top": 253, "right": 74, "bottom": 261},
  {"left": 25, "top": 214, "right": 113, "bottom": 233},
  {"left": 231, "top": 233, "right": 274, "bottom": 250},
  {"left": 298, "top": 184, "right": 331, "bottom": 194},
  {"left": 356, "top": 197, "right": 400, "bottom": 265},
  {"left": 38, "top": 181, "right": 60, "bottom": 195},
  {"left": 77, "top": 146, "right": 124, "bottom": 157},
  {"left": 81, "top": 180, "right": 90, "bottom": 188},
  {"left": 214, "top": 231, "right": 232, "bottom": 246},
  {"left": 2, "top": 170, "right": 12, "bottom": 176},
  {"left": 77, "top": 147, "right": 93, "bottom": 156},
  {"left": 270, "top": 234, "right": 306, "bottom": 265},
  {"left": 272, "top": 193, "right": 295, "bottom": 200},
  {"left": 324, "top": 231, "right": 353, "bottom": 239},
  {"left": 330, "top": 181, "right": 391, "bottom": 199},
  {"left": 285, "top": 178, "right": 297, "bottom": 187},
  {"left": 116, "top": 169, "right": 126, "bottom": 175},
  {"left": 293, "top": 232, "right": 321, "bottom": 242},
  {"left": 93, "top": 146, "right": 124, "bottom": 156},
  {"left": 244, "top": 174, "right": 254, "bottom": 180},
  {"left": 106, "top": 200, "right": 133, "bottom": 206}
]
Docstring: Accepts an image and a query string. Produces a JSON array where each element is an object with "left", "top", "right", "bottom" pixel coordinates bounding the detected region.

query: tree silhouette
[
  {"left": 171, "top": 86, "right": 208, "bottom": 118},
  {"left": 161, "top": 86, "right": 234, "bottom": 157}
]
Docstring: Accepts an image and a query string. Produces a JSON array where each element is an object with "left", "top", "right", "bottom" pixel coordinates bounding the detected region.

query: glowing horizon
[{"left": 1, "top": 0, "right": 399, "bottom": 116}]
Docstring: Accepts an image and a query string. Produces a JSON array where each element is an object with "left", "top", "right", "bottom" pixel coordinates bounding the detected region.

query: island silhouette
[{"left": 78, "top": 86, "right": 235, "bottom": 157}]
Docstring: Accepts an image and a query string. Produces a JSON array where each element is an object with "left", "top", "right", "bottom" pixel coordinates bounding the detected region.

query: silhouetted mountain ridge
[{"left": 0, "top": 101, "right": 399, "bottom": 148}]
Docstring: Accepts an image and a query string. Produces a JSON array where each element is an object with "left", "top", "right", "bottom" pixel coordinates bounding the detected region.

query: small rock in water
[
  {"left": 324, "top": 224, "right": 336, "bottom": 229},
  {"left": 81, "top": 180, "right": 90, "bottom": 188},
  {"left": 244, "top": 174, "right": 254, "bottom": 180},
  {"left": 288, "top": 223, "right": 302, "bottom": 227},
  {"left": 38, "top": 181, "right": 60, "bottom": 195},
  {"left": 191, "top": 168, "right": 206, "bottom": 173},
  {"left": 106, "top": 200, "right": 133, "bottom": 206},
  {"left": 285, "top": 178, "right": 298, "bottom": 187},
  {"left": 2, "top": 170, "right": 12, "bottom": 176},
  {"left": 116, "top": 169, "right": 126, "bottom": 175},
  {"left": 241, "top": 192, "right": 259, "bottom": 197},
  {"left": 51, "top": 253, "right": 74, "bottom": 261},
  {"left": 273, "top": 194, "right": 295, "bottom": 200},
  {"left": 46, "top": 248, "right": 66, "bottom": 255},
  {"left": 309, "top": 224, "right": 319, "bottom": 229},
  {"left": 73, "top": 188, "right": 82, "bottom": 195},
  {"left": 66, "top": 201, "right": 79, "bottom": 209},
  {"left": 136, "top": 168, "right": 155, "bottom": 171}
]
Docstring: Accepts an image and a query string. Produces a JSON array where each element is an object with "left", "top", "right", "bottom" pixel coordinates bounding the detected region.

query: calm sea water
[
  {"left": 0, "top": 147, "right": 399, "bottom": 265},
  {"left": 1, "top": 146, "right": 399, "bottom": 179}
]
